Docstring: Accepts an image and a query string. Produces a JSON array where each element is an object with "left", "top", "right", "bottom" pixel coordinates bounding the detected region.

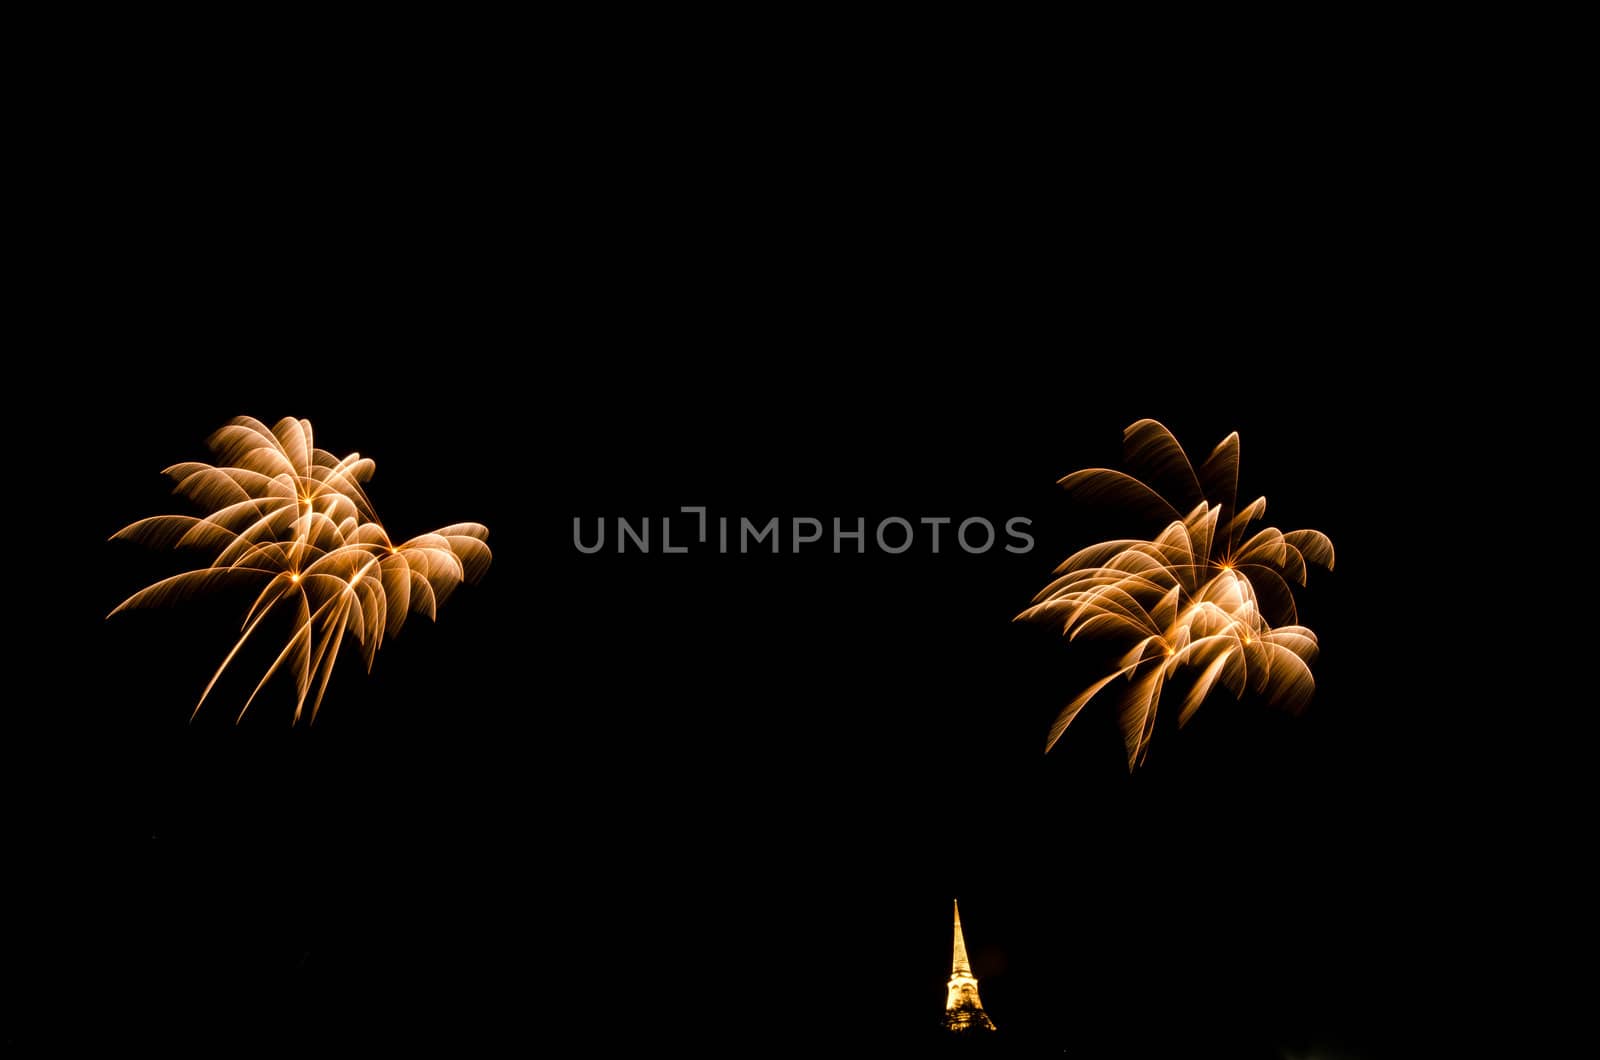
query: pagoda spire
[
  {"left": 952, "top": 898, "right": 972, "bottom": 976},
  {"left": 943, "top": 898, "right": 996, "bottom": 1033}
]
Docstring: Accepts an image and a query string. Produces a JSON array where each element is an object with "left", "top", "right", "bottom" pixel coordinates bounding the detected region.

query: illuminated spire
[
  {"left": 952, "top": 898, "right": 972, "bottom": 977},
  {"left": 943, "top": 899, "right": 996, "bottom": 1033}
]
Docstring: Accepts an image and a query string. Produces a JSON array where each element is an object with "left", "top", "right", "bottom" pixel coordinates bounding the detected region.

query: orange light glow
[
  {"left": 1016, "top": 419, "right": 1333, "bottom": 770},
  {"left": 944, "top": 900, "right": 996, "bottom": 1033},
  {"left": 109, "top": 416, "right": 491, "bottom": 723}
]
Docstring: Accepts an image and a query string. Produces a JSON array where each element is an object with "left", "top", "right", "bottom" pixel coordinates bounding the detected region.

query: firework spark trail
[
  {"left": 109, "top": 416, "right": 490, "bottom": 723},
  {"left": 1016, "top": 419, "right": 1332, "bottom": 770}
]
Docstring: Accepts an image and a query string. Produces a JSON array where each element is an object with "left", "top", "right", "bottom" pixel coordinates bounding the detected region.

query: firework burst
[
  {"left": 110, "top": 416, "right": 490, "bottom": 723},
  {"left": 1017, "top": 419, "right": 1332, "bottom": 770}
]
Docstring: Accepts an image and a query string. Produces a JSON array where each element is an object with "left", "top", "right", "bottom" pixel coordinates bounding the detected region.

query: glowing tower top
[{"left": 943, "top": 899, "right": 996, "bottom": 1033}]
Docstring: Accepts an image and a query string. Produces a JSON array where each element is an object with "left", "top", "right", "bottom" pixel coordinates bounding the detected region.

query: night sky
[{"left": 12, "top": 172, "right": 1544, "bottom": 1056}]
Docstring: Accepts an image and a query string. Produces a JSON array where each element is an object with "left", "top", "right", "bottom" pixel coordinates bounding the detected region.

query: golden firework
[
  {"left": 1017, "top": 419, "right": 1332, "bottom": 769},
  {"left": 109, "top": 416, "right": 490, "bottom": 723}
]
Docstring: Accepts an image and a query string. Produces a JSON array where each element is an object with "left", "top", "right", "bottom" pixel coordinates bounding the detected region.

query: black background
[{"left": 10, "top": 99, "right": 1552, "bottom": 1056}]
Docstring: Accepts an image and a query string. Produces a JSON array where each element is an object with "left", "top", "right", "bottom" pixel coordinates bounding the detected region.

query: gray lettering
[
  {"left": 1005, "top": 516, "right": 1034, "bottom": 554},
  {"left": 876, "top": 517, "right": 913, "bottom": 554},
  {"left": 682, "top": 505, "right": 707, "bottom": 543},
  {"left": 663, "top": 516, "right": 687, "bottom": 554},
  {"left": 618, "top": 517, "right": 649, "bottom": 553},
  {"left": 834, "top": 517, "right": 865, "bottom": 553},
  {"left": 793, "top": 517, "right": 823, "bottom": 550},
  {"left": 958, "top": 517, "right": 995, "bottom": 554},
  {"left": 741, "top": 517, "right": 779, "bottom": 553},
  {"left": 573, "top": 517, "right": 605, "bottom": 554}
]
